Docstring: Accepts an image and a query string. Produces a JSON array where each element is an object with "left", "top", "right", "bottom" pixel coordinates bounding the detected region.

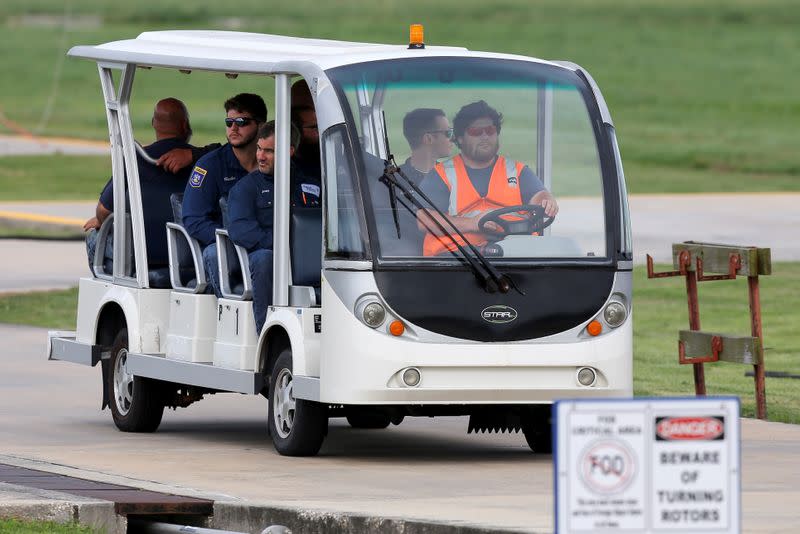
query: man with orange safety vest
[{"left": 418, "top": 100, "right": 558, "bottom": 256}]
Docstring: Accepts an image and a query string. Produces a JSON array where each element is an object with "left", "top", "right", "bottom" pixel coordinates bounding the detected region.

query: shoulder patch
[
  {"left": 300, "top": 183, "right": 321, "bottom": 197},
  {"left": 189, "top": 166, "right": 207, "bottom": 188}
]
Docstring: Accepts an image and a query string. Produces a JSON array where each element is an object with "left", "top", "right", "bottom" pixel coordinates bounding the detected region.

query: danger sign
[{"left": 555, "top": 397, "right": 740, "bottom": 533}]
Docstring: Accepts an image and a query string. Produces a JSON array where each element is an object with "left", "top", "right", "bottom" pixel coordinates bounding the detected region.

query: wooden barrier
[{"left": 647, "top": 241, "right": 771, "bottom": 419}]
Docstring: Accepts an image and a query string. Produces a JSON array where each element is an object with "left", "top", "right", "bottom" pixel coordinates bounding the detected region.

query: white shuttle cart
[{"left": 48, "top": 28, "right": 633, "bottom": 456}]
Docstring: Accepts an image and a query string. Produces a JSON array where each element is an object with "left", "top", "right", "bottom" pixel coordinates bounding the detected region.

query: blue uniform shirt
[
  {"left": 99, "top": 137, "right": 193, "bottom": 266},
  {"left": 182, "top": 143, "right": 249, "bottom": 246},
  {"left": 227, "top": 166, "right": 322, "bottom": 253}
]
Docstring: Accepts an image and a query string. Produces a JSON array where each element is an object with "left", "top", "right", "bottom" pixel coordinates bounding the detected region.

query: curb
[{"left": 0, "top": 456, "right": 532, "bottom": 534}]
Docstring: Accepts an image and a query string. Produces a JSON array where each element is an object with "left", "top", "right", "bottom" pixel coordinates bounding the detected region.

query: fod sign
[{"left": 555, "top": 397, "right": 740, "bottom": 533}]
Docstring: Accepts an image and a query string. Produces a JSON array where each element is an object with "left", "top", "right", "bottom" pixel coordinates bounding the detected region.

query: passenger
[
  {"left": 368, "top": 108, "right": 454, "bottom": 256},
  {"left": 418, "top": 100, "right": 558, "bottom": 256},
  {"left": 291, "top": 79, "right": 314, "bottom": 108},
  {"left": 291, "top": 105, "right": 321, "bottom": 181},
  {"left": 181, "top": 93, "right": 267, "bottom": 296},
  {"left": 153, "top": 82, "right": 311, "bottom": 174},
  {"left": 398, "top": 108, "right": 454, "bottom": 185},
  {"left": 227, "top": 120, "right": 320, "bottom": 332},
  {"left": 83, "top": 97, "right": 196, "bottom": 273}
]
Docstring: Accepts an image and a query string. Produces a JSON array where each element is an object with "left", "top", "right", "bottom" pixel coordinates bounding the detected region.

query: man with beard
[
  {"left": 182, "top": 93, "right": 266, "bottom": 296},
  {"left": 291, "top": 104, "right": 321, "bottom": 180},
  {"left": 418, "top": 100, "right": 558, "bottom": 256},
  {"left": 227, "top": 120, "right": 319, "bottom": 331}
]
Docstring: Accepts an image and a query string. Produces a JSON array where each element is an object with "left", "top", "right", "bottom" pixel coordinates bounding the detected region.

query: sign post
[{"left": 555, "top": 397, "right": 740, "bottom": 533}]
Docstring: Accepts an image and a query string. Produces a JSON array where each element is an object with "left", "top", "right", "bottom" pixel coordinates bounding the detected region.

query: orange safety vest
[{"left": 423, "top": 154, "right": 526, "bottom": 256}]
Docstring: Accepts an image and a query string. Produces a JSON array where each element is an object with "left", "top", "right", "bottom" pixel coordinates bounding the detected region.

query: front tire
[
  {"left": 107, "top": 328, "right": 166, "bottom": 432},
  {"left": 268, "top": 349, "right": 327, "bottom": 456},
  {"left": 521, "top": 406, "right": 553, "bottom": 454}
]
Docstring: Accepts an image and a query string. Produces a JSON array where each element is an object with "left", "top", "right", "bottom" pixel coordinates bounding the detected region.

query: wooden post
[
  {"left": 685, "top": 269, "right": 706, "bottom": 396},
  {"left": 748, "top": 276, "right": 767, "bottom": 419}
]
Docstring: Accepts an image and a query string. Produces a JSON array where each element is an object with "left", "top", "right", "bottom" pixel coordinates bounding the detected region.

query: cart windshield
[{"left": 327, "top": 57, "right": 611, "bottom": 263}]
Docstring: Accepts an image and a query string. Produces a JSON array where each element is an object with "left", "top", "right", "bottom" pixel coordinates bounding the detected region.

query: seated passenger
[
  {"left": 291, "top": 104, "right": 321, "bottom": 181},
  {"left": 418, "top": 100, "right": 558, "bottom": 256},
  {"left": 227, "top": 121, "right": 320, "bottom": 332},
  {"left": 398, "top": 108, "right": 454, "bottom": 185},
  {"left": 367, "top": 108, "right": 455, "bottom": 257},
  {"left": 181, "top": 93, "right": 266, "bottom": 296},
  {"left": 83, "top": 98, "right": 199, "bottom": 274}
]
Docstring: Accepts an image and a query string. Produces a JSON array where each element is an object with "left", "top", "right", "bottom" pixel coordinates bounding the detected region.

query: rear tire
[
  {"left": 522, "top": 407, "right": 553, "bottom": 454},
  {"left": 107, "top": 328, "right": 166, "bottom": 432},
  {"left": 346, "top": 413, "right": 391, "bottom": 429},
  {"left": 268, "top": 349, "right": 327, "bottom": 456}
]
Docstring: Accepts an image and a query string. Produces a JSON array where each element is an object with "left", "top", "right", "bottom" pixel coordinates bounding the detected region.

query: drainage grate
[{"left": 0, "top": 463, "right": 213, "bottom": 516}]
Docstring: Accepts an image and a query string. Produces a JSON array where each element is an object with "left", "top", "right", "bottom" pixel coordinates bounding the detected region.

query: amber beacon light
[{"left": 408, "top": 24, "right": 425, "bottom": 49}]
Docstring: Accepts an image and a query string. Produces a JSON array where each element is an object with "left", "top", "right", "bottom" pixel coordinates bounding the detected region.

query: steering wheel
[{"left": 477, "top": 204, "right": 555, "bottom": 237}]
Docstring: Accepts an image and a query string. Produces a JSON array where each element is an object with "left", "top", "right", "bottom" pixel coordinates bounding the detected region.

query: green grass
[
  {"left": 3, "top": 262, "right": 798, "bottom": 423},
  {"left": 0, "top": 155, "right": 110, "bottom": 201},
  {"left": 0, "top": 287, "right": 77, "bottom": 329},
  {"left": 634, "top": 262, "right": 800, "bottom": 423},
  {"left": 0, "top": 0, "right": 797, "bottom": 194},
  {"left": 0, "top": 518, "right": 96, "bottom": 534}
]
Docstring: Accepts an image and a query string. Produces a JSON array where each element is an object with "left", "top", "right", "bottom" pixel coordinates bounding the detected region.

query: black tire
[
  {"left": 106, "top": 328, "right": 166, "bottom": 432},
  {"left": 346, "top": 413, "right": 391, "bottom": 429},
  {"left": 268, "top": 349, "right": 327, "bottom": 456},
  {"left": 521, "top": 408, "right": 553, "bottom": 454}
]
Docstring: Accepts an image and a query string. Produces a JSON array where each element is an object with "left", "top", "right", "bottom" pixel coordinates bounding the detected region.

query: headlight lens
[
  {"left": 363, "top": 302, "right": 386, "bottom": 328},
  {"left": 603, "top": 301, "right": 627, "bottom": 328}
]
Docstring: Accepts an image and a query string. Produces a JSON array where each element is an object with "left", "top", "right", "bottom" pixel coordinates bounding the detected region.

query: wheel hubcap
[
  {"left": 273, "top": 368, "right": 295, "bottom": 439},
  {"left": 113, "top": 348, "right": 133, "bottom": 415}
]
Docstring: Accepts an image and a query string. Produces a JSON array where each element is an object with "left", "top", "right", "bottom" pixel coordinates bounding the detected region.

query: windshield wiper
[
  {"left": 376, "top": 110, "right": 520, "bottom": 295},
  {"left": 379, "top": 157, "right": 522, "bottom": 295}
]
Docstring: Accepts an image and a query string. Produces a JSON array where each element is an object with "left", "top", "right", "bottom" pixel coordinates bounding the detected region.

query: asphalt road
[{"left": 2, "top": 323, "right": 799, "bottom": 532}]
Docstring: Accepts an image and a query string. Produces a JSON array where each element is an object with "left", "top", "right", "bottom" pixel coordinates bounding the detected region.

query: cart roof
[{"left": 67, "top": 30, "right": 558, "bottom": 74}]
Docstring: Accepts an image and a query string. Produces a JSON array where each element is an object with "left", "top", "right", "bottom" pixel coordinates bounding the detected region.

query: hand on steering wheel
[{"left": 477, "top": 204, "right": 555, "bottom": 237}]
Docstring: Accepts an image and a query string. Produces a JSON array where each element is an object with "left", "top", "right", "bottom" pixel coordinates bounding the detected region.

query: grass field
[
  {"left": 2, "top": 263, "right": 798, "bottom": 423},
  {"left": 0, "top": 518, "right": 95, "bottom": 534},
  {"left": 0, "top": 0, "right": 798, "bottom": 195}
]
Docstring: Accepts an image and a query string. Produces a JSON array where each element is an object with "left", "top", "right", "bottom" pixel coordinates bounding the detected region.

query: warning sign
[{"left": 555, "top": 397, "right": 740, "bottom": 533}]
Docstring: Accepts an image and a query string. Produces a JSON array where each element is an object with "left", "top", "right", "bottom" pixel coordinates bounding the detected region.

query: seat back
[
  {"left": 290, "top": 207, "right": 323, "bottom": 288},
  {"left": 166, "top": 193, "right": 207, "bottom": 293},
  {"left": 92, "top": 213, "right": 133, "bottom": 280},
  {"left": 216, "top": 197, "right": 251, "bottom": 300}
]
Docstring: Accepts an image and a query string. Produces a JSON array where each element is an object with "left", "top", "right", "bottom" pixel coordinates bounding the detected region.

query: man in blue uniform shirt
[
  {"left": 182, "top": 93, "right": 267, "bottom": 296},
  {"left": 228, "top": 120, "right": 321, "bottom": 332},
  {"left": 83, "top": 98, "right": 197, "bottom": 277}
]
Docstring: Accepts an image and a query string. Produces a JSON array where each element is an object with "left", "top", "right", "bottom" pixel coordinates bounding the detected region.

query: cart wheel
[
  {"left": 268, "top": 349, "right": 327, "bottom": 456},
  {"left": 107, "top": 328, "right": 165, "bottom": 432},
  {"left": 522, "top": 408, "right": 553, "bottom": 454},
  {"left": 346, "top": 413, "right": 391, "bottom": 429}
]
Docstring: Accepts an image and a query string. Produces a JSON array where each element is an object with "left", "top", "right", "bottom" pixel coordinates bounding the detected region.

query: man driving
[{"left": 418, "top": 100, "right": 558, "bottom": 256}]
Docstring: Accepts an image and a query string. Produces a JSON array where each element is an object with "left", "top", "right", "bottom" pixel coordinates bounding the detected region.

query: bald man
[{"left": 84, "top": 98, "right": 200, "bottom": 275}]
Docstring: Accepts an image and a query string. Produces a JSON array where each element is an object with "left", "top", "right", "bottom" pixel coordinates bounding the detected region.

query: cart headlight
[
  {"left": 362, "top": 302, "right": 386, "bottom": 328},
  {"left": 603, "top": 301, "right": 627, "bottom": 328},
  {"left": 577, "top": 367, "right": 597, "bottom": 387}
]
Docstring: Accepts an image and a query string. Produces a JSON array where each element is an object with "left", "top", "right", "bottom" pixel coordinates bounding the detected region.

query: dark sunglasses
[
  {"left": 225, "top": 117, "right": 256, "bottom": 128},
  {"left": 428, "top": 128, "right": 454, "bottom": 139},
  {"left": 465, "top": 125, "right": 498, "bottom": 137}
]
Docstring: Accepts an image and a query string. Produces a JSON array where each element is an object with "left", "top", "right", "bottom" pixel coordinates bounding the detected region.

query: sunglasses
[
  {"left": 225, "top": 117, "right": 256, "bottom": 128},
  {"left": 465, "top": 125, "right": 498, "bottom": 137},
  {"left": 428, "top": 128, "right": 454, "bottom": 140}
]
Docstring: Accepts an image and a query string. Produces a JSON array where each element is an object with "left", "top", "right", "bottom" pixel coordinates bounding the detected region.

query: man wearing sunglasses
[
  {"left": 182, "top": 92, "right": 266, "bottom": 296},
  {"left": 399, "top": 108, "right": 454, "bottom": 185},
  {"left": 419, "top": 100, "right": 558, "bottom": 257}
]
